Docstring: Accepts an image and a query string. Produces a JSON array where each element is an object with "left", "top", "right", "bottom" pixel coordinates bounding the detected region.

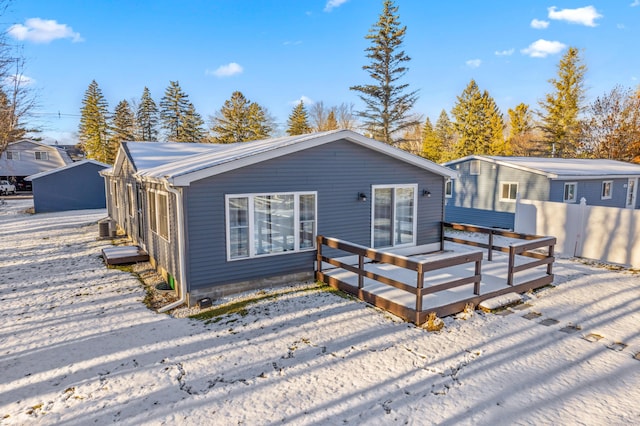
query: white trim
[
  {"left": 371, "top": 184, "right": 418, "bottom": 249},
  {"left": 225, "top": 191, "right": 318, "bottom": 261},
  {"left": 626, "top": 178, "right": 637, "bottom": 209},
  {"left": 563, "top": 182, "right": 577, "bottom": 203},
  {"left": 601, "top": 180, "right": 613, "bottom": 200},
  {"left": 499, "top": 181, "right": 519, "bottom": 202},
  {"left": 445, "top": 178, "right": 453, "bottom": 198},
  {"left": 149, "top": 188, "right": 170, "bottom": 242},
  {"left": 127, "top": 184, "right": 135, "bottom": 217}
]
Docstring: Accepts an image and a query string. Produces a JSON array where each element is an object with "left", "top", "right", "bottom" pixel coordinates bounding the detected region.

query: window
[
  {"left": 6, "top": 151, "right": 19, "bottom": 160},
  {"left": 111, "top": 181, "right": 118, "bottom": 207},
  {"left": 34, "top": 151, "right": 49, "bottom": 161},
  {"left": 499, "top": 182, "right": 518, "bottom": 202},
  {"left": 127, "top": 184, "right": 135, "bottom": 217},
  {"left": 226, "top": 192, "right": 316, "bottom": 260},
  {"left": 601, "top": 181, "right": 612, "bottom": 200},
  {"left": 372, "top": 184, "right": 417, "bottom": 248},
  {"left": 445, "top": 179, "right": 453, "bottom": 198},
  {"left": 470, "top": 160, "right": 480, "bottom": 175},
  {"left": 148, "top": 190, "right": 169, "bottom": 240},
  {"left": 563, "top": 182, "right": 577, "bottom": 203}
]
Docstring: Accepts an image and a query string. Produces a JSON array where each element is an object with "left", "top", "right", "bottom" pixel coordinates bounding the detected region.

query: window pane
[
  {"left": 502, "top": 184, "right": 509, "bottom": 200},
  {"left": 445, "top": 179, "right": 452, "bottom": 196},
  {"left": 229, "top": 227, "right": 249, "bottom": 258},
  {"left": 229, "top": 197, "right": 249, "bottom": 258},
  {"left": 148, "top": 191, "right": 156, "bottom": 231},
  {"left": 157, "top": 193, "right": 169, "bottom": 239},
  {"left": 254, "top": 194, "right": 294, "bottom": 255},
  {"left": 373, "top": 188, "right": 392, "bottom": 248},
  {"left": 395, "top": 187, "right": 414, "bottom": 245},
  {"left": 299, "top": 194, "right": 316, "bottom": 249},
  {"left": 509, "top": 184, "right": 517, "bottom": 200},
  {"left": 229, "top": 197, "right": 248, "bottom": 227}
]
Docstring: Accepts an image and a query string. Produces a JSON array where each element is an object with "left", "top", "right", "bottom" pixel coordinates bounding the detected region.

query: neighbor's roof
[
  {"left": 135, "top": 130, "right": 458, "bottom": 186},
  {"left": 444, "top": 155, "right": 640, "bottom": 180},
  {"left": 25, "top": 159, "right": 110, "bottom": 181}
]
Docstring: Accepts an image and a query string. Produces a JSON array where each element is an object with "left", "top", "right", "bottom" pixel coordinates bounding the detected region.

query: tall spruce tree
[
  {"left": 350, "top": 0, "right": 418, "bottom": 144},
  {"left": 79, "top": 80, "right": 111, "bottom": 163},
  {"left": 434, "top": 109, "right": 456, "bottom": 162},
  {"left": 210, "top": 91, "right": 273, "bottom": 143},
  {"left": 485, "top": 94, "right": 508, "bottom": 155},
  {"left": 109, "top": 100, "right": 135, "bottom": 162},
  {"left": 159, "top": 81, "right": 190, "bottom": 141},
  {"left": 136, "top": 87, "right": 159, "bottom": 141},
  {"left": 421, "top": 117, "right": 442, "bottom": 162},
  {"left": 451, "top": 79, "right": 489, "bottom": 156},
  {"left": 286, "top": 101, "right": 312, "bottom": 135},
  {"left": 177, "top": 102, "right": 206, "bottom": 142},
  {"left": 538, "top": 46, "right": 586, "bottom": 157},
  {"left": 507, "top": 103, "right": 539, "bottom": 156},
  {"left": 326, "top": 110, "right": 339, "bottom": 130}
]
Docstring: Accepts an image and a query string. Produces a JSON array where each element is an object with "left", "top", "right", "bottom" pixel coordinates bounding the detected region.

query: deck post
[
  {"left": 358, "top": 255, "right": 364, "bottom": 289},
  {"left": 440, "top": 222, "right": 445, "bottom": 251},
  {"left": 507, "top": 245, "right": 515, "bottom": 286},
  {"left": 416, "top": 263, "right": 424, "bottom": 313},
  {"left": 474, "top": 258, "right": 481, "bottom": 295},
  {"left": 488, "top": 231, "right": 494, "bottom": 261},
  {"left": 316, "top": 235, "right": 323, "bottom": 279},
  {"left": 547, "top": 243, "right": 554, "bottom": 276}
]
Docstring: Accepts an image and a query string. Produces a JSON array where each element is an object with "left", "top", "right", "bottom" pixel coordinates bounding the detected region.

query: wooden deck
[{"left": 315, "top": 224, "right": 556, "bottom": 325}]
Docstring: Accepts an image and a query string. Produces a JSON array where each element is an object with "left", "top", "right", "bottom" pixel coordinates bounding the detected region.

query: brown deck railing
[
  {"left": 315, "top": 235, "right": 483, "bottom": 324},
  {"left": 442, "top": 222, "right": 556, "bottom": 288}
]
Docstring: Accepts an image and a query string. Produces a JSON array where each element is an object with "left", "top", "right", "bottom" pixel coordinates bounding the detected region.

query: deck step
[
  {"left": 102, "top": 246, "right": 149, "bottom": 265},
  {"left": 478, "top": 292, "right": 522, "bottom": 312}
]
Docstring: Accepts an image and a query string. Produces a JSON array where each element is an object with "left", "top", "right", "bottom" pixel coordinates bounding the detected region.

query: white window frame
[
  {"left": 371, "top": 184, "right": 418, "bottom": 249},
  {"left": 499, "top": 182, "right": 518, "bottom": 202},
  {"left": 563, "top": 182, "right": 577, "bottom": 203},
  {"left": 149, "top": 189, "right": 170, "bottom": 241},
  {"left": 601, "top": 181, "right": 613, "bottom": 200},
  {"left": 445, "top": 179, "right": 453, "bottom": 198},
  {"left": 225, "top": 191, "right": 317, "bottom": 261},
  {"left": 34, "top": 151, "right": 49, "bottom": 161},
  {"left": 6, "top": 151, "right": 19, "bottom": 160},
  {"left": 470, "top": 160, "right": 480, "bottom": 175},
  {"left": 127, "top": 184, "right": 135, "bottom": 217},
  {"left": 111, "top": 181, "right": 119, "bottom": 208}
]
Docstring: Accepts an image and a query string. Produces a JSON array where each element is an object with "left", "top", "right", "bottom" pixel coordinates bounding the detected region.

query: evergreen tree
[
  {"left": 79, "top": 80, "right": 111, "bottom": 163},
  {"left": 485, "top": 94, "right": 508, "bottom": 155},
  {"left": 110, "top": 100, "right": 135, "bottom": 161},
  {"left": 326, "top": 109, "right": 339, "bottom": 131},
  {"left": 177, "top": 102, "right": 206, "bottom": 142},
  {"left": 434, "top": 109, "right": 456, "bottom": 162},
  {"left": 350, "top": 0, "right": 418, "bottom": 144},
  {"left": 136, "top": 87, "right": 159, "bottom": 141},
  {"left": 159, "top": 81, "right": 190, "bottom": 141},
  {"left": 421, "top": 117, "right": 442, "bottom": 162},
  {"left": 286, "top": 101, "right": 312, "bottom": 136},
  {"left": 507, "top": 103, "right": 539, "bottom": 156},
  {"left": 538, "top": 46, "right": 586, "bottom": 157},
  {"left": 451, "top": 79, "right": 490, "bottom": 156},
  {"left": 210, "top": 91, "right": 273, "bottom": 143}
]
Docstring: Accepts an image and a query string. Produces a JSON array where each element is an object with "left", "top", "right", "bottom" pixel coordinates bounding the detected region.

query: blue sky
[{"left": 5, "top": 0, "right": 640, "bottom": 144}]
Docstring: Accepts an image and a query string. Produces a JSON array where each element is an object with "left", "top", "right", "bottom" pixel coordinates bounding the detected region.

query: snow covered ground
[{"left": 1, "top": 199, "right": 639, "bottom": 425}]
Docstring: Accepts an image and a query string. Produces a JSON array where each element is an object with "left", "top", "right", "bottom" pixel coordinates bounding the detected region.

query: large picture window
[
  {"left": 372, "top": 184, "right": 417, "bottom": 248},
  {"left": 226, "top": 192, "right": 317, "bottom": 260}
]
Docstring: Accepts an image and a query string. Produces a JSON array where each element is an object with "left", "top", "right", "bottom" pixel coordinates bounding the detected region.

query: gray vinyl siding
[
  {"left": 444, "top": 204, "right": 515, "bottom": 229},
  {"left": 549, "top": 178, "right": 631, "bottom": 207},
  {"left": 183, "top": 139, "right": 446, "bottom": 291},
  {"left": 31, "top": 163, "right": 107, "bottom": 213}
]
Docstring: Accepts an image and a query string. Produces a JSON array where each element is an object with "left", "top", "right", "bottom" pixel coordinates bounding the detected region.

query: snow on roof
[
  {"left": 123, "top": 141, "right": 225, "bottom": 171},
  {"left": 135, "top": 130, "right": 458, "bottom": 185},
  {"left": 25, "top": 159, "right": 110, "bottom": 181},
  {"left": 446, "top": 155, "right": 640, "bottom": 179}
]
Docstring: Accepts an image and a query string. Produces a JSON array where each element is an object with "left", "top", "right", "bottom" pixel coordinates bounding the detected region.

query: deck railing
[
  {"left": 442, "top": 222, "right": 556, "bottom": 288},
  {"left": 315, "top": 235, "right": 482, "bottom": 324}
]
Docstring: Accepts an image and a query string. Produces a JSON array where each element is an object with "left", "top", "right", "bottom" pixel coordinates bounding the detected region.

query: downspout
[{"left": 157, "top": 180, "right": 188, "bottom": 313}]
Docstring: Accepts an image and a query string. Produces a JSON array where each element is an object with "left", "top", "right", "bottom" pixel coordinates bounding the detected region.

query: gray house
[
  {"left": 26, "top": 160, "right": 110, "bottom": 213},
  {"left": 102, "top": 130, "right": 457, "bottom": 309},
  {"left": 443, "top": 155, "right": 640, "bottom": 229},
  {"left": 0, "top": 139, "right": 73, "bottom": 191}
]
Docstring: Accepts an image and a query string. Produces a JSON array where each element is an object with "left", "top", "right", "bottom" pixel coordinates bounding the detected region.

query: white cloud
[
  {"left": 3, "top": 74, "right": 35, "bottom": 86},
  {"left": 495, "top": 48, "right": 514, "bottom": 56},
  {"left": 290, "top": 96, "right": 314, "bottom": 106},
  {"left": 283, "top": 40, "right": 302, "bottom": 46},
  {"left": 8, "top": 18, "right": 83, "bottom": 43},
  {"left": 465, "top": 59, "right": 482, "bottom": 68},
  {"left": 547, "top": 6, "right": 603, "bottom": 27},
  {"left": 530, "top": 19, "right": 550, "bottom": 29},
  {"left": 207, "top": 62, "right": 243, "bottom": 77},
  {"left": 631, "top": 0, "right": 640, "bottom": 7},
  {"left": 324, "top": 0, "right": 349, "bottom": 12},
  {"left": 521, "top": 39, "right": 567, "bottom": 58}
]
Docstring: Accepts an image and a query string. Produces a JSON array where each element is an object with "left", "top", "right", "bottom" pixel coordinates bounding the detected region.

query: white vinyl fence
[{"left": 514, "top": 198, "right": 640, "bottom": 268}]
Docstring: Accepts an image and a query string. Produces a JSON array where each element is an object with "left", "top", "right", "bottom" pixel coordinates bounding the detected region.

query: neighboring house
[
  {"left": 443, "top": 155, "right": 640, "bottom": 229},
  {"left": 26, "top": 160, "right": 110, "bottom": 213},
  {"left": 102, "top": 130, "right": 458, "bottom": 307},
  {"left": 0, "top": 140, "right": 73, "bottom": 191}
]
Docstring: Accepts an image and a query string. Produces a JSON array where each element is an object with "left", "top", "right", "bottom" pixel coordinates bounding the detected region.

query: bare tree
[{"left": 310, "top": 101, "right": 327, "bottom": 131}]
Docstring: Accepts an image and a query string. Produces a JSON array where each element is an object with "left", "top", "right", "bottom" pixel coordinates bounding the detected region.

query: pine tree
[
  {"left": 110, "top": 100, "right": 135, "bottom": 161},
  {"left": 326, "top": 110, "right": 339, "bottom": 130},
  {"left": 136, "top": 87, "right": 159, "bottom": 141},
  {"left": 177, "top": 102, "right": 206, "bottom": 142},
  {"left": 421, "top": 117, "right": 442, "bottom": 162},
  {"left": 159, "top": 81, "right": 190, "bottom": 141},
  {"left": 484, "top": 93, "right": 508, "bottom": 155},
  {"left": 350, "top": 0, "right": 418, "bottom": 144},
  {"left": 538, "top": 46, "right": 586, "bottom": 157},
  {"left": 286, "top": 101, "right": 312, "bottom": 136},
  {"left": 434, "top": 110, "right": 456, "bottom": 162},
  {"left": 451, "top": 79, "right": 489, "bottom": 156},
  {"left": 79, "top": 80, "right": 111, "bottom": 163},
  {"left": 210, "top": 91, "right": 273, "bottom": 143}
]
